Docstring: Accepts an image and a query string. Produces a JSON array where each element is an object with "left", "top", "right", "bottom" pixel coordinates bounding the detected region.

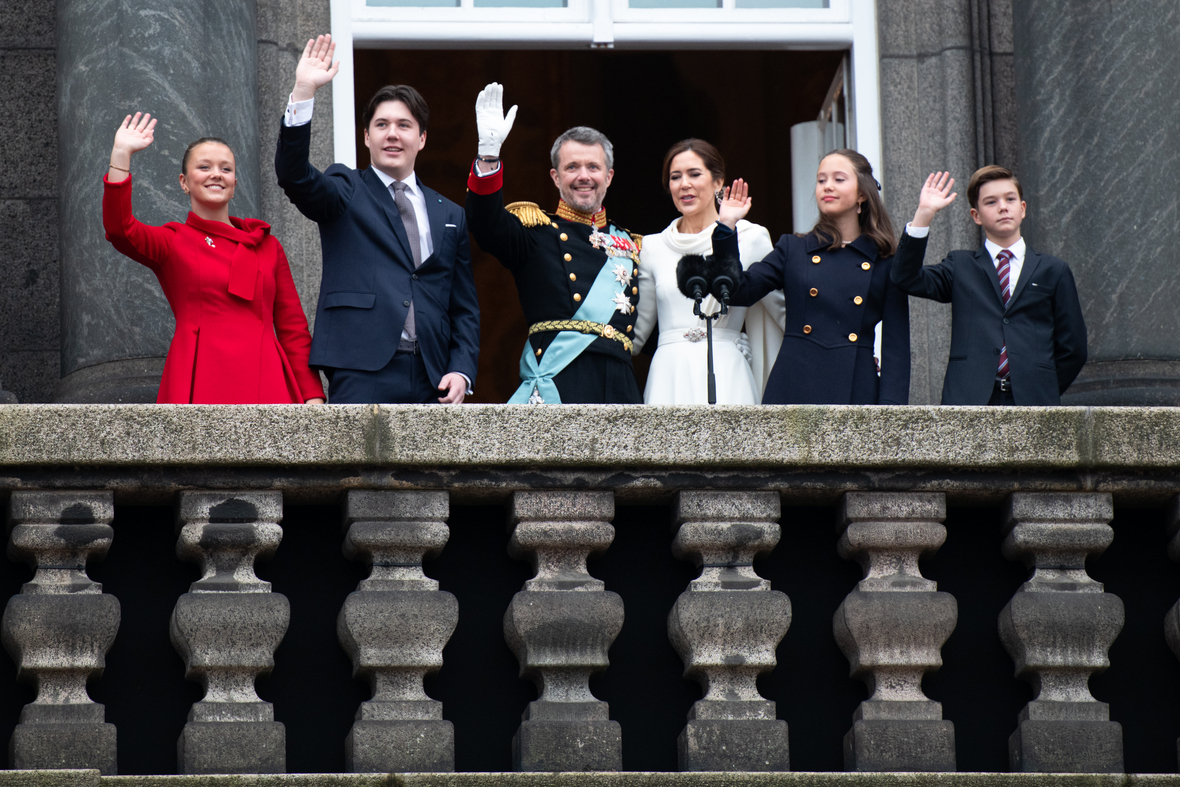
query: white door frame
[{"left": 328, "top": 0, "right": 880, "bottom": 184}]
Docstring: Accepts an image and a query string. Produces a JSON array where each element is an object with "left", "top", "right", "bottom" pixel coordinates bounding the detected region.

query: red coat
[{"left": 102, "top": 175, "right": 324, "bottom": 404}]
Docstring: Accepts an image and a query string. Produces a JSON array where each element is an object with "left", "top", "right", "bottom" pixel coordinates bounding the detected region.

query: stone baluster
[
  {"left": 1165, "top": 496, "right": 1180, "bottom": 770},
  {"left": 337, "top": 490, "right": 458, "bottom": 772},
  {"left": 832, "top": 492, "right": 957, "bottom": 772},
  {"left": 170, "top": 491, "right": 289, "bottom": 774},
  {"left": 999, "top": 492, "right": 1123, "bottom": 773},
  {"left": 667, "top": 490, "right": 790, "bottom": 771},
  {"left": 1, "top": 491, "right": 119, "bottom": 773},
  {"left": 503, "top": 491, "right": 624, "bottom": 771}
]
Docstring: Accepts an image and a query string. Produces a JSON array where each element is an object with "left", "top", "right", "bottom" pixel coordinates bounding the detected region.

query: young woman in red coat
[{"left": 103, "top": 112, "right": 325, "bottom": 404}]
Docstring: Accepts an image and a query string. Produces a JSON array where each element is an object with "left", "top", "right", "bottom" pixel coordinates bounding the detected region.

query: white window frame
[{"left": 329, "top": 0, "right": 880, "bottom": 184}]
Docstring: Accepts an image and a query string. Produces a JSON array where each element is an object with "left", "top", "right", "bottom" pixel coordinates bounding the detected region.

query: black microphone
[
  {"left": 676, "top": 254, "right": 711, "bottom": 302},
  {"left": 710, "top": 248, "right": 743, "bottom": 304}
]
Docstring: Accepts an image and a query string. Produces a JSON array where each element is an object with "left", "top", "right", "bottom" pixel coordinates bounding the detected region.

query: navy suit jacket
[
  {"left": 274, "top": 122, "right": 479, "bottom": 387},
  {"left": 891, "top": 232, "right": 1086, "bottom": 405}
]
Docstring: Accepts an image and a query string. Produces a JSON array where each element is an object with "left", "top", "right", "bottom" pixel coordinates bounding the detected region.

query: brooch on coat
[{"left": 205, "top": 236, "right": 216, "bottom": 248}]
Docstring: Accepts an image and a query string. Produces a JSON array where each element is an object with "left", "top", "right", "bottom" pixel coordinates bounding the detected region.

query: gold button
[
  {"left": 569, "top": 273, "right": 576, "bottom": 281},
  {"left": 551, "top": 222, "right": 559, "bottom": 228},
  {"left": 812, "top": 255, "right": 821, "bottom": 264},
  {"left": 861, "top": 262, "right": 871, "bottom": 270},
  {"left": 603, "top": 325, "right": 615, "bottom": 338},
  {"left": 632, "top": 286, "right": 638, "bottom": 295},
  {"left": 809, "top": 288, "right": 818, "bottom": 297},
  {"left": 626, "top": 324, "right": 632, "bottom": 332},
  {"left": 854, "top": 295, "right": 863, "bottom": 305},
  {"left": 564, "top": 253, "right": 572, "bottom": 262},
  {"left": 560, "top": 233, "right": 568, "bottom": 241},
  {"left": 633, "top": 268, "right": 638, "bottom": 276},
  {"left": 536, "top": 348, "right": 543, "bottom": 356},
  {"left": 803, "top": 325, "right": 812, "bottom": 334},
  {"left": 849, "top": 333, "right": 858, "bottom": 342},
  {"left": 574, "top": 293, "right": 582, "bottom": 302}
]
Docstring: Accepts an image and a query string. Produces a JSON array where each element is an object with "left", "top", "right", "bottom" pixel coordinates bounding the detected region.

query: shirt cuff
[
  {"left": 905, "top": 223, "right": 930, "bottom": 238},
  {"left": 452, "top": 372, "right": 473, "bottom": 395},
  {"left": 284, "top": 96, "right": 315, "bottom": 128}
]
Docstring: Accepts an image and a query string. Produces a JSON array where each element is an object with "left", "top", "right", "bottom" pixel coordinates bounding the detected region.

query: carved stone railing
[{"left": 0, "top": 403, "right": 1179, "bottom": 780}]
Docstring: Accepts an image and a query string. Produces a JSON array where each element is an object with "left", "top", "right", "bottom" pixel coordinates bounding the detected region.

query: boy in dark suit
[
  {"left": 275, "top": 35, "right": 479, "bottom": 404},
  {"left": 892, "top": 166, "right": 1087, "bottom": 405}
]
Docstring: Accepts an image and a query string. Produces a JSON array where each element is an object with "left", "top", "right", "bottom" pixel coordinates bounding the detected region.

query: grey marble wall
[
  {"left": 877, "top": 0, "right": 1017, "bottom": 404},
  {"left": 1014, "top": 0, "right": 1180, "bottom": 405},
  {"left": 0, "top": 0, "right": 59, "bottom": 403},
  {"left": 256, "top": 0, "right": 333, "bottom": 331},
  {"left": 56, "top": 0, "right": 261, "bottom": 402}
]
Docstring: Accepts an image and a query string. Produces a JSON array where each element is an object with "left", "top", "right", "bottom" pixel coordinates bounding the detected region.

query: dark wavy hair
[
  {"left": 361, "top": 84, "right": 429, "bottom": 134},
  {"left": 181, "top": 137, "right": 233, "bottom": 174},
  {"left": 809, "top": 148, "right": 897, "bottom": 257},
  {"left": 660, "top": 138, "right": 725, "bottom": 194}
]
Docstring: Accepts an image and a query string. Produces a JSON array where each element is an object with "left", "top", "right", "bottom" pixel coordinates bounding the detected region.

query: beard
[{"left": 561, "top": 183, "right": 606, "bottom": 213}]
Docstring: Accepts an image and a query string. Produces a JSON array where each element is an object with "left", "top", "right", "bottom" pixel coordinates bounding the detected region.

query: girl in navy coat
[{"left": 715, "top": 149, "right": 910, "bottom": 404}]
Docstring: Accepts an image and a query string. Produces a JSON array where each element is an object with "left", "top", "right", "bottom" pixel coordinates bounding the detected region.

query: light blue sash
[{"left": 509, "top": 234, "right": 629, "bottom": 404}]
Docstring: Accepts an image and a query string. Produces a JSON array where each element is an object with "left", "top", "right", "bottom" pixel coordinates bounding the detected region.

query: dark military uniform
[{"left": 466, "top": 164, "right": 642, "bottom": 404}]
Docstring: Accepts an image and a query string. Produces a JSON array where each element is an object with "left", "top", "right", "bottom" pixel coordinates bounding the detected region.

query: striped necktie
[{"left": 996, "top": 249, "right": 1013, "bottom": 380}]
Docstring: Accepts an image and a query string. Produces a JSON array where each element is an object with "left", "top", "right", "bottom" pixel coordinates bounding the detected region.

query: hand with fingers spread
[
  {"left": 911, "top": 171, "right": 957, "bottom": 228},
  {"left": 474, "top": 82, "right": 518, "bottom": 161},
  {"left": 717, "top": 178, "right": 752, "bottom": 229},
  {"left": 108, "top": 112, "right": 158, "bottom": 182},
  {"left": 292, "top": 34, "right": 340, "bottom": 102}
]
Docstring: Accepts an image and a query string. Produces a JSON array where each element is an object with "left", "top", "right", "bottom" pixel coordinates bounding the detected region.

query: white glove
[
  {"left": 475, "top": 82, "right": 518, "bottom": 158},
  {"left": 735, "top": 332, "right": 754, "bottom": 365}
]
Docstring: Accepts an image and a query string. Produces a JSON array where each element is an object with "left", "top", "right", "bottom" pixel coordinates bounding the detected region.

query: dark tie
[
  {"left": 996, "top": 249, "right": 1013, "bottom": 379},
  {"left": 392, "top": 180, "right": 423, "bottom": 340}
]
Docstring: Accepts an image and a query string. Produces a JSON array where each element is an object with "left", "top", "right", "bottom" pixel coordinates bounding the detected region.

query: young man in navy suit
[
  {"left": 275, "top": 35, "right": 479, "bottom": 404},
  {"left": 892, "top": 166, "right": 1087, "bottom": 405}
]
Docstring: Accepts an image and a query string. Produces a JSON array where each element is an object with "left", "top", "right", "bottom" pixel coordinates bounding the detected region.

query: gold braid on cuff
[{"left": 529, "top": 320, "right": 633, "bottom": 352}]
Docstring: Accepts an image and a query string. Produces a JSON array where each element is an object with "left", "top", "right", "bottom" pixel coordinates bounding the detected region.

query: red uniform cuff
[{"left": 467, "top": 160, "right": 503, "bottom": 195}]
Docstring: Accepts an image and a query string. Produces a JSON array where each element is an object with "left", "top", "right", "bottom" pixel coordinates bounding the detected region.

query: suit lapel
[
  {"left": 362, "top": 168, "right": 414, "bottom": 265},
  {"left": 419, "top": 179, "right": 446, "bottom": 267},
  {"left": 976, "top": 246, "right": 1006, "bottom": 306},
  {"left": 1008, "top": 247, "right": 1043, "bottom": 306}
]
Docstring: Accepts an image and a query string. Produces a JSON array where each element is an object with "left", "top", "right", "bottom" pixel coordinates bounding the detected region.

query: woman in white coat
[{"left": 632, "top": 139, "right": 784, "bottom": 403}]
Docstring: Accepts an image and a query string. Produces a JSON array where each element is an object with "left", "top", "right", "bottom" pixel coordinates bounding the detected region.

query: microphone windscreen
[
  {"left": 676, "top": 254, "right": 711, "bottom": 299},
  {"left": 714, "top": 247, "right": 743, "bottom": 286}
]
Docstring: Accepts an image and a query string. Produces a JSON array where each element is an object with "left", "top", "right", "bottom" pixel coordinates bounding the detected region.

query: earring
[
  {"left": 857, "top": 202, "right": 862, "bottom": 214},
  {"left": 714, "top": 189, "right": 724, "bottom": 202},
  {"left": 183, "top": 188, "right": 190, "bottom": 195}
]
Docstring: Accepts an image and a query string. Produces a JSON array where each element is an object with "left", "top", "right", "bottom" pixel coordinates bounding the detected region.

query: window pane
[
  {"left": 474, "top": 0, "right": 567, "bottom": 7},
  {"left": 366, "top": 0, "right": 459, "bottom": 6},
  {"left": 733, "top": 0, "right": 827, "bottom": 6},
  {"left": 629, "top": 0, "right": 719, "bottom": 7}
]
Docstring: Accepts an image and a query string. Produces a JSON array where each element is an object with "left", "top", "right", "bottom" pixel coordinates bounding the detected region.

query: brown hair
[
  {"left": 361, "top": 85, "right": 429, "bottom": 134},
  {"left": 967, "top": 164, "right": 1022, "bottom": 209},
  {"left": 660, "top": 139, "right": 725, "bottom": 193},
  {"left": 180, "top": 137, "right": 233, "bottom": 174},
  {"left": 809, "top": 149, "right": 897, "bottom": 256}
]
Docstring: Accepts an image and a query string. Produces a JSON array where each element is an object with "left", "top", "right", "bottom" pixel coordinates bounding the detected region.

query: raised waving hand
[
  {"left": 910, "top": 171, "right": 957, "bottom": 228},
  {"left": 291, "top": 34, "right": 340, "bottom": 102},
  {"left": 108, "top": 112, "right": 157, "bottom": 183},
  {"left": 474, "top": 82, "right": 518, "bottom": 159},
  {"left": 718, "top": 178, "right": 752, "bottom": 229}
]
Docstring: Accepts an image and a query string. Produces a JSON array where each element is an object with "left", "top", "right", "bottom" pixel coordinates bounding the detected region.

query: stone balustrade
[{"left": 0, "top": 403, "right": 1179, "bottom": 780}]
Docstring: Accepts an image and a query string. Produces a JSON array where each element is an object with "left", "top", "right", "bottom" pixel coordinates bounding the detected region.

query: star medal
[
  {"left": 613, "top": 264, "right": 631, "bottom": 285},
  {"left": 612, "top": 291, "right": 633, "bottom": 315}
]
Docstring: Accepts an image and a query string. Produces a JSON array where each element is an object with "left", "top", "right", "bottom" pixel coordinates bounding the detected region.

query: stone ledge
[{"left": 0, "top": 404, "right": 1175, "bottom": 471}]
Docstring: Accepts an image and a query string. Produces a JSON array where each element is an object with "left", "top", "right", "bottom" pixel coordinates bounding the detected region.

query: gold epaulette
[
  {"left": 632, "top": 234, "right": 643, "bottom": 252},
  {"left": 505, "top": 201, "right": 550, "bottom": 228}
]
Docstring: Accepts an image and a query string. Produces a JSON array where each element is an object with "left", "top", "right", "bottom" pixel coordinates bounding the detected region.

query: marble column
[
  {"left": 56, "top": 0, "right": 260, "bottom": 402},
  {"left": 503, "top": 491, "right": 624, "bottom": 772},
  {"left": 667, "top": 491, "right": 790, "bottom": 772},
  {"left": 998, "top": 492, "right": 1123, "bottom": 773},
  {"left": 1, "top": 491, "right": 119, "bottom": 774},
  {"left": 337, "top": 490, "right": 457, "bottom": 773},
  {"left": 832, "top": 492, "right": 957, "bottom": 772},
  {"left": 1013, "top": 0, "right": 1180, "bottom": 404},
  {"left": 170, "top": 491, "right": 289, "bottom": 774}
]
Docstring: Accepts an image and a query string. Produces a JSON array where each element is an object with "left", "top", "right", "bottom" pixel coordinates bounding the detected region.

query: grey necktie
[{"left": 392, "top": 180, "right": 423, "bottom": 340}]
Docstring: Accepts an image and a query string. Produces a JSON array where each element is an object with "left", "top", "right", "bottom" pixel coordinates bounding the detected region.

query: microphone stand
[{"left": 692, "top": 297, "right": 729, "bottom": 405}]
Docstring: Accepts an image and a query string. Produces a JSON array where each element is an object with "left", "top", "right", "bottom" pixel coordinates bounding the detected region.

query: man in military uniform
[{"left": 465, "top": 83, "right": 642, "bottom": 404}]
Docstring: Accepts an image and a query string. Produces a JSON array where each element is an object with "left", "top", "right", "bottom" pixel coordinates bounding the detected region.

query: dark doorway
[{"left": 353, "top": 48, "right": 844, "bottom": 402}]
